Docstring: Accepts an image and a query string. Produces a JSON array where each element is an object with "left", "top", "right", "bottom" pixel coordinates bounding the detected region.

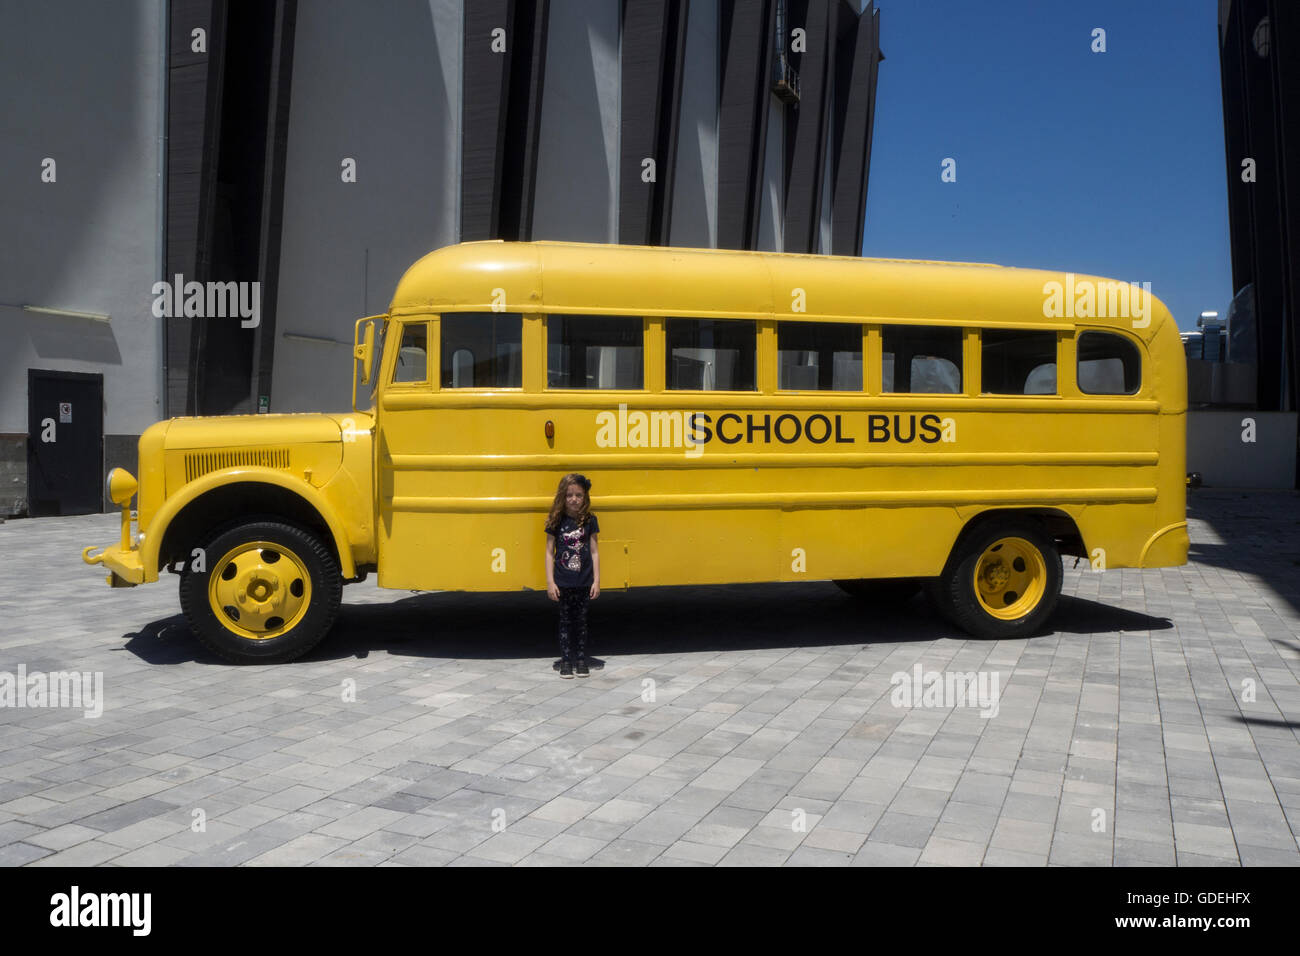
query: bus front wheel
[
  {"left": 178, "top": 519, "right": 342, "bottom": 664},
  {"left": 929, "top": 518, "right": 1062, "bottom": 640}
]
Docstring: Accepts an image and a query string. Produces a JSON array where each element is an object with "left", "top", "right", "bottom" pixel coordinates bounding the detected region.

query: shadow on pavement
[
  {"left": 1051, "top": 595, "right": 1173, "bottom": 636},
  {"left": 121, "top": 581, "right": 1172, "bottom": 666},
  {"left": 1186, "top": 490, "right": 1300, "bottom": 617},
  {"left": 1231, "top": 715, "right": 1300, "bottom": 731}
]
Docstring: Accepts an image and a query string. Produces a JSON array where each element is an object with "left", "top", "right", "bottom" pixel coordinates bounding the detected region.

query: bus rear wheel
[
  {"left": 833, "top": 577, "right": 922, "bottom": 604},
  {"left": 930, "top": 518, "right": 1062, "bottom": 639},
  {"left": 178, "top": 519, "right": 342, "bottom": 664}
]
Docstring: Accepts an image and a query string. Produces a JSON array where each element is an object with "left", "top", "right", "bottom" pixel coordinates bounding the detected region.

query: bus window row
[{"left": 391, "top": 314, "right": 1142, "bottom": 396}]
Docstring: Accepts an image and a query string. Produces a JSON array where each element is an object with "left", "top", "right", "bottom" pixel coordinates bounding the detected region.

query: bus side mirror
[{"left": 354, "top": 321, "right": 375, "bottom": 385}]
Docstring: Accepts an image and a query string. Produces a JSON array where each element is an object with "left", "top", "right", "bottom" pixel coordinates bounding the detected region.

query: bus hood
[{"left": 161, "top": 412, "right": 372, "bottom": 449}]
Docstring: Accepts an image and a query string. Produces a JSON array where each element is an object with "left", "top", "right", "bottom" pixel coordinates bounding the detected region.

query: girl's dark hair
[{"left": 546, "top": 473, "right": 592, "bottom": 531}]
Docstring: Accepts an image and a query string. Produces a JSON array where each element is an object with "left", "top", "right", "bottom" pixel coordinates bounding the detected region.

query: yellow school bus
[{"left": 84, "top": 240, "right": 1188, "bottom": 662}]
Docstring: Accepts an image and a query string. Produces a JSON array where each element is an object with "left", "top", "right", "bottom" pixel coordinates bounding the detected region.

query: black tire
[
  {"left": 933, "top": 516, "right": 1062, "bottom": 640},
  {"left": 923, "top": 575, "right": 958, "bottom": 625},
  {"left": 833, "top": 577, "right": 922, "bottom": 604},
  {"left": 178, "top": 519, "right": 342, "bottom": 664}
]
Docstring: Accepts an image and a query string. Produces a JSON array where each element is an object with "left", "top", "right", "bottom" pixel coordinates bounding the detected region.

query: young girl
[{"left": 544, "top": 473, "right": 600, "bottom": 678}]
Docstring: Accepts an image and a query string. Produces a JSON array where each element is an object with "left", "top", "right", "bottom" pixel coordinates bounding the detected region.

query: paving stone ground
[{"left": 1, "top": 489, "right": 1298, "bottom": 867}]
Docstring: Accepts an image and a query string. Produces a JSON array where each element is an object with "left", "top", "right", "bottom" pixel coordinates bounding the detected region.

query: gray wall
[
  {"left": 0, "top": 0, "right": 878, "bottom": 512},
  {"left": 531, "top": 0, "right": 621, "bottom": 243},
  {"left": 817, "top": 85, "right": 834, "bottom": 254},
  {"left": 669, "top": 0, "right": 718, "bottom": 248},
  {"left": 1187, "top": 411, "right": 1298, "bottom": 488},
  {"left": 270, "top": 0, "right": 463, "bottom": 414},
  {"left": 0, "top": 0, "right": 166, "bottom": 507},
  {"left": 756, "top": 94, "right": 785, "bottom": 252}
]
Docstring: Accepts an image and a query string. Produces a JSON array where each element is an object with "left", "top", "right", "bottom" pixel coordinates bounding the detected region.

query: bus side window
[
  {"left": 547, "top": 314, "right": 644, "bottom": 389},
  {"left": 882, "top": 326, "right": 963, "bottom": 393},
  {"left": 441, "top": 312, "right": 523, "bottom": 388},
  {"left": 1077, "top": 331, "right": 1141, "bottom": 394},
  {"left": 393, "top": 323, "right": 428, "bottom": 383},
  {"left": 777, "top": 321, "right": 862, "bottom": 390},
  {"left": 666, "top": 318, "right": 757, "bottom": 391},
  {"left": 982, "top": 329, "right": 1057, "bottom": 395}
]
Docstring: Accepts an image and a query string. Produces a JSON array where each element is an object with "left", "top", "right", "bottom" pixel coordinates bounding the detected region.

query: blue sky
[{"left": 861, "top": 0, "right": 1231, "bottom": 331}]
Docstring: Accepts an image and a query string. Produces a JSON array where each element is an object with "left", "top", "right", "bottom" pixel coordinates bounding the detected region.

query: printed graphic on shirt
[
  {"left": 561, "top": 525, "right": 586, "bottom": 571},
  {"left": 548, "top": 514, "right": 599, "bottom": 586}
]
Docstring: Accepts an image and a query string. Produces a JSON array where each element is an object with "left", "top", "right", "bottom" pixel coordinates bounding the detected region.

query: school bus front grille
[{"left": 184, "top": 448, "right": 292, "bottom": 483}]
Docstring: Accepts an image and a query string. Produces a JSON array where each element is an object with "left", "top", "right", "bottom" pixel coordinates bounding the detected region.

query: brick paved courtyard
[{"left": 1, "top": 489, "right": 1298, "bottom": 866}]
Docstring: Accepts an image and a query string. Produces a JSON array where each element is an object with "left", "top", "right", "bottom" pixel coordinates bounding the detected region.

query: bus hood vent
[{"left": 184, "top": 447, "right": 292, "bottom": 483}]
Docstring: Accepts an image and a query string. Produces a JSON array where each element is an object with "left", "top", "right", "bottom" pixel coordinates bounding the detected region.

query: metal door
[{"left": 27, "top": 370, "right": 104, "bottom": 516}]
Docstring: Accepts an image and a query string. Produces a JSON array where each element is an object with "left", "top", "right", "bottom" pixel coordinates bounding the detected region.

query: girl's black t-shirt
[{"left": 546, "top": 513, "right": 599, "bottom": 588}]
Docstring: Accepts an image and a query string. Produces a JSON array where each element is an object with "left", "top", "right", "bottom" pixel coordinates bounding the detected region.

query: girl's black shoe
[
  {"left": 575, "top": 658, "right": 590, "bottom": 678},
  {"left": 553, "top": 657, "right": 604, "bottom": 671},
  {"left": 559, "top": 660, "right": 574, "bottom": 678}
]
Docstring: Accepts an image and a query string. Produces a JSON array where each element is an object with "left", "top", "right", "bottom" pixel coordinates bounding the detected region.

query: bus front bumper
[{"left": 83, "top": 543, "right": 145, "bottom": 587}]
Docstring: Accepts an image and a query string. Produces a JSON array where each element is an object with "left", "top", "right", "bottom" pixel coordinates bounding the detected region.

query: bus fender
[
  {"left": 141, "top": 467, "right": 358, "bottom": 581},
  {"left": 1139, "top": 521, "right": 1189, "bottom": 569}
]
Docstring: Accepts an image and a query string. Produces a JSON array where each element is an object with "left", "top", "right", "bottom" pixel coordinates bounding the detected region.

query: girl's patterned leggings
[{"left": 557, "top": 586, "right": 590, "bottom": 661}]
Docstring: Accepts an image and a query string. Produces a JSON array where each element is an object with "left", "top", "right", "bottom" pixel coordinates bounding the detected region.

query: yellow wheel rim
[
  {"left": 207, "top": 540, "right": 312, "bottom": 640},
  {"left": 973, "top": 536, "right": 1046, "bottom": 620}
]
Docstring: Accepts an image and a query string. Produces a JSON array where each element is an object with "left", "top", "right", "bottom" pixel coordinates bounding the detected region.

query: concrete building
[
  {"left": 0, "top": 0, "right": 883, "bottom": 516},
  {"left": 1213, "top": 0, "right": 1299, "bottom": 487}
]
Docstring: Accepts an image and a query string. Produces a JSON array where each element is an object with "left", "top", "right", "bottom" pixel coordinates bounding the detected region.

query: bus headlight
[{"left": 106, "top": 468, "right": 138, "bottom": 506}]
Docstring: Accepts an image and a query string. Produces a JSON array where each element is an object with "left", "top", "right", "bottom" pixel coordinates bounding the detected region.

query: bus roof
[{"left": 389, "top": 240, "right": 1175, "bottom": 342}]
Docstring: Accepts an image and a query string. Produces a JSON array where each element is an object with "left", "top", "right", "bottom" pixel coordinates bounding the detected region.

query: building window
[
  {"left": 547, "top": 315, "right": 644, "bottom": 389},
  {"left": 440, "top": 313, "right": 522, "bottom": 388},
  {"left": 982, "top": 329, "right": 1057, "bottom": 395},
  {"left": 393, "top": 323, "right": 427, "bottom": 384},
  {"left": 666, "top": 318, "right": 757, "bottom": 391},
  {"left": 778, "top": 322, "right": 862, "bottom": 390},
  {"left": 882, "top": 325, "right": 963, "bottom": 393},
  {"left": 1077, "top": 331, "right": 1141, "bottom": 394}
]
